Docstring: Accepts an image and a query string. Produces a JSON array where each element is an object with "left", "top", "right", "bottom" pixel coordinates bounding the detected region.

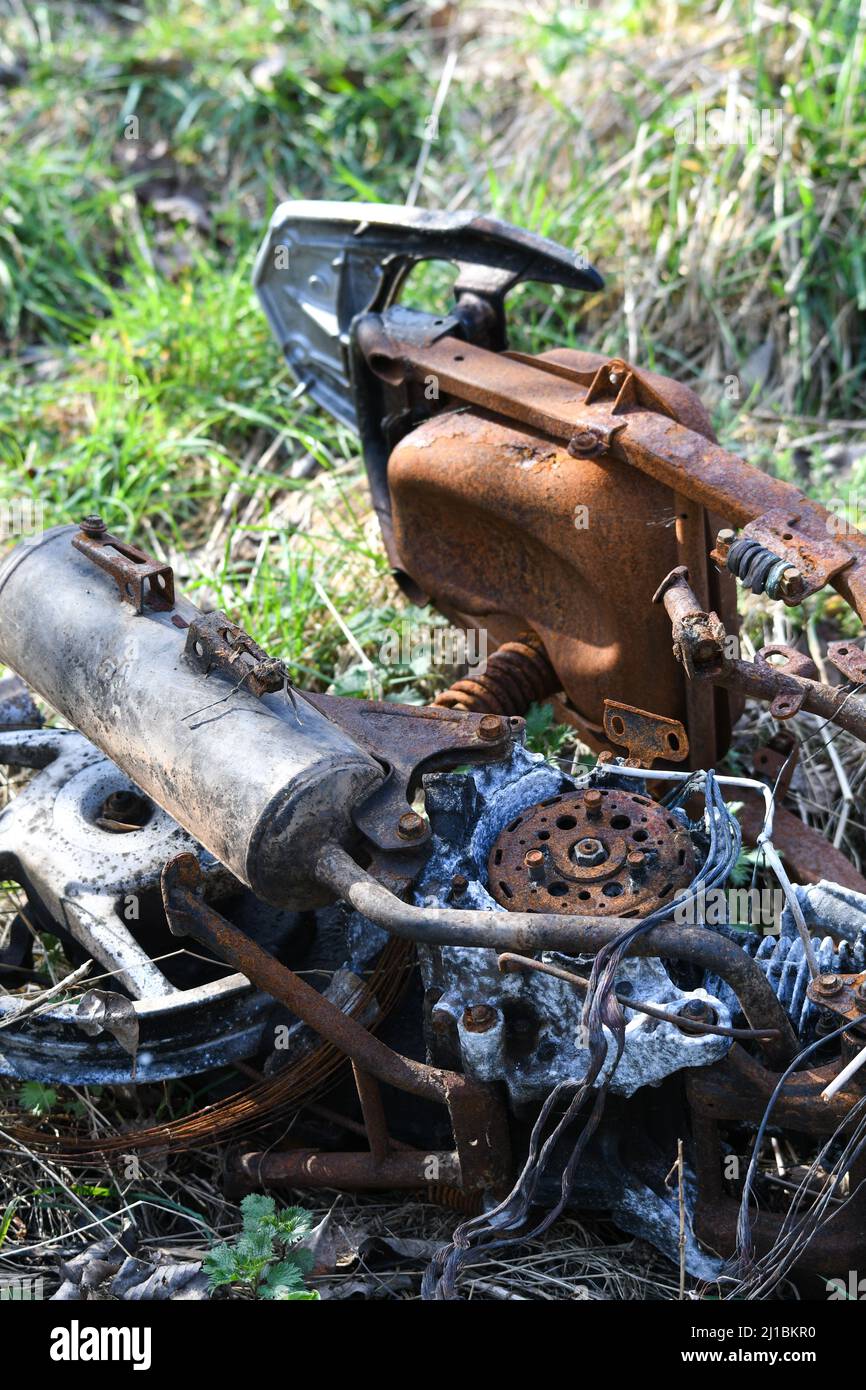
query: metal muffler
[{"left": 0, "top": 524, "right": 383, "bottom": 908}]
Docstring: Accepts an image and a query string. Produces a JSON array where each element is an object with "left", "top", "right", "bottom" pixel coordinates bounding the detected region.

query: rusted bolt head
[
  {"left": 584, "top": 788, "right": 602, "bottom": 819},
  {"left": 462, "top": 1004, "right": 497, "bottom": 1033},
  {"left": 80, "top": 514, "right": 107, "bottom": 538},
  {"left": 627, "top": 850, "right": 646, "bottom": 869},
  {"left": 567, "top": 426, "right": 605, "bottom": 459},
  {"left": 815, "top": 973, "right": 844, "bottom": 997},
  {"left": 716, "top": 529, "right": 737, "bottom": 547},
  {"left": 449, "top": 872, "right": 469, "bottom": 899},
  {"left": 780, "top": 567, "right": 805, "bottom": 601},
  {"left": 397, "top": 810, "right": 426, "bottom": 840},
  {"left": 524, "top": 848, "right": 545, "bottom": 882},
  {"left": 478, "top": 714, "right": 505, "bottom": 741}
]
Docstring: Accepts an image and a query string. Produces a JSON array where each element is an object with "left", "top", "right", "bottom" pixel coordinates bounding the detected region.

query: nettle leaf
[
  {"left": 268, "top": 1206, "right": 314, "bottom": 1246},
  {"left": 203, "top": 1243, "right": 240, "bottom": 1288},
  {"left": 260, "top": 1259, "right": 305, "bottom": 1296},
  {"left": 240, "top": 1193, "right": 276, "bottom": 1229},
  {"left": 236, "top": 1227, "right": 275, "bottom": 1269}
]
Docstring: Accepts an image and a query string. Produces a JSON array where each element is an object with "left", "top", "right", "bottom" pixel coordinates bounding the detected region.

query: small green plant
[
  {"left": 523, "top": 701, "right": 575, "bottom": 762},
  {"left": 203, "top": 1194, "right": 320, "bottom": 1300},
  {"left": 18, "top": 1081, "right": 58, "bottom": 1117}
]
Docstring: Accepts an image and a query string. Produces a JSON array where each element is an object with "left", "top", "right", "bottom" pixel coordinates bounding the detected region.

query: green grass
[{"left": 0, "top": 0, "right": 863, "bottom": 685}]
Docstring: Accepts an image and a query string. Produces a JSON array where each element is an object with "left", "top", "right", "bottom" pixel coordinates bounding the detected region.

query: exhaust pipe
[{"left": 0, "top": 525, "right": 383, "bottom": 908}]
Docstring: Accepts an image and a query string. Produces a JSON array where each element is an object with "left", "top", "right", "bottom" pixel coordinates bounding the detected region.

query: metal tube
[{"left": 235, "top": 1147, "right": 461, "bottom": 1190}]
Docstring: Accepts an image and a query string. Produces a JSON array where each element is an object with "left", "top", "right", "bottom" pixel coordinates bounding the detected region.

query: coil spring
[
  {"left": 433, "top": 633, "right": 559, "bottom": 715},
  {"left": 427, "top": 1183, "right": 484, "bottom": 1215},
  {"left": 725, "top": 537, "right": 794, "bottom": 600}
]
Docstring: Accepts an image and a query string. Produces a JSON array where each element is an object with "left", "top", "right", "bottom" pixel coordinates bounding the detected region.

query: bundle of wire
[
  {"left": 716, "top": 1015, "right": 866, "bottom": 1299},
  {"left": 422, "top": 768, "right": 742, "bottom": 1300}
]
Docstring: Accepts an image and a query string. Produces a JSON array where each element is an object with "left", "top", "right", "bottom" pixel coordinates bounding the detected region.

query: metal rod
[
  {"left": 235, "top": 1147, "right": 461, "bottom": 1190},
  {"left": 352, "top": 1063, "right": 390, "bottom": 1161},
  {"left": 496, "top": 952, "right": 783, "bottom": 1041}
]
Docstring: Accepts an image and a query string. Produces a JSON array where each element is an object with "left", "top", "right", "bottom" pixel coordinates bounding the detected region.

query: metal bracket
[
  {"left": 304, "top": 693, "right": 518, "bottom": 853},
  {"left": 827, "top": 638, "right": 866, "bottom": 685},
  {"left": 602, "top": 699, "right": 689, "bottom": 767},
  {"left": 72, "top": 526, "right": 174, "bottom": 614},
  {"left": 183, "top": 610, "right": 294, "bottom": 700}
]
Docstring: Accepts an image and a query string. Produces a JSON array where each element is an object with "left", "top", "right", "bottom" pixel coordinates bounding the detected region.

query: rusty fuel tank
[{"left": 386, "top": 349, "right": 740, "bottom": 763}]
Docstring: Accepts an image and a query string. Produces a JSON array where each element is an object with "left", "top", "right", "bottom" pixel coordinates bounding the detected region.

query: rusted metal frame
[
  {"left": 686, "top": 1045, "right": 866, "bottom": 1273},
  {"left": 715, "top": 658, "right": 866, "bottom": 739},
  {"left": 673, "top": 495, "right": 722, "bottom": 769},
  {"left": 316, "top": 843, "right": 797, "bottom": 1066},
  {"left": 359, "top": 327, "right": 866, "bottom": 621},
  {"left": 160, "top": 853, "right": 511, "bottom": 1192}
]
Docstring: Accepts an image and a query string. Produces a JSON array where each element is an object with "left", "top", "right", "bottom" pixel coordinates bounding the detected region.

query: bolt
[
  {"left": 779, "top": 566, "right": 805, "bottom": 601},
  {"left": 462, "top": 1004, "right": 498, "bottom": 1034},
  {"left": 524, "top": 849, "right": 545, "bottom": 882},
  {"left": 397, "top": 810, "right": 426, "bottom": 841},
  {"left": 584, "top": 788, "right": 602, "bottom": 820},
  {"left": 716, "top": 528, "right": 737, "bottom": 548},
  {"left": 449, "top": 872, "right": 469, "bottom": 901},
  {"left": 567, "top": 426, "right": 605, "bottom": 459},
  {"left": 627, "top": 849, "right": 646, "bottom": 878},
  {"left": 80, "top": 514, "right": 107, "bottom": 538},
  {"left": 815, "top": 973, "right": 844, "bottom": 998},
  {"left": 478, "top": 714, "right": 505, "bottom": 741}
]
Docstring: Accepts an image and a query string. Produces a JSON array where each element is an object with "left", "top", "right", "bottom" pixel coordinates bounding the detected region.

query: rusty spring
[
  {"left": 433, "top": 633, "right": 559, "bottom": 715},
  {"left": 725, "top": 537, "right": 792, "bottom": 600}
]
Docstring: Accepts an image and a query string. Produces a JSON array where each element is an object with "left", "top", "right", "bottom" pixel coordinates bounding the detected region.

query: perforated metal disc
[{"left": 487, "top": 786, "right": 695, "bottom": 917}]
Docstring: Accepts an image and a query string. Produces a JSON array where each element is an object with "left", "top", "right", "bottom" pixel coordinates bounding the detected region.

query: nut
[
  {"left": 814, "top": 973, "right": 844, "bottom": 998},
  {"left": 779, "top": 566, "right": 805, "bottom": 601},
  {"left": 524, "top": 848, "right": 545, "bottom": 882},
  {"left": 573, "top": 836, "right": 606, "bottom": 868},
  {"left": 449, "top": 872, "right": 469, "bottom": 900},
  {"left": 80, "top": 514, "right": 107, "bottom": 538}
]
